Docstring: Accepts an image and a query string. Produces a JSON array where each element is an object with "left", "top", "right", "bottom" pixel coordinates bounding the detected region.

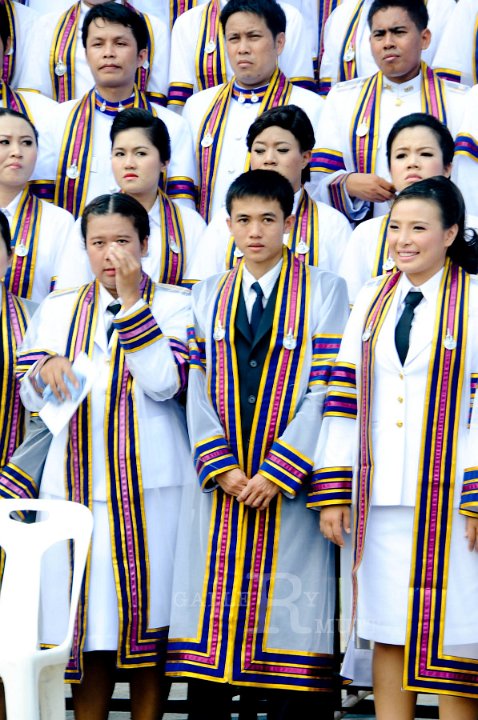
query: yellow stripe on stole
[
  {"left": 49, "top": 4, "right": 80, "bottom": 100},
  {"left": 350, "top": 73, "right": 382, "bottom": 174},
  {"left": 372, "top": 214, "right": 390, "bottom": 278}
]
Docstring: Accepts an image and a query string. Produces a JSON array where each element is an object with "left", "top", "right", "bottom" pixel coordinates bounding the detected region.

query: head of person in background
[
  {"left": 386, "top": 113, "right": 454, "bottom": 195},
  {"left": 368, "top": 0, "right": 431, "bottom": 84},
  {"left": 0, "top": 3, "right": 12, "bottom": 71},
  {"left": 82, "top": 2, "right": 148, "bottom": 99},
  {"left": 225, "top": 169, "right": 294, "bottom": 279},
  {"left": 110, "top": 108, "right": 170, "bottom": 211},
  {"left": 80, "top": 192, "right": 150, "bottom": 299},
  {"left": 0, "top": 209, "right": 13, "bottom": 281},
  {"left": 220, "top": 0, "right": 286, "bottom": 89},
  {"left": 0, "top": 109, "right": 38, "bottom": 208},
  {"left": 388, "top": 177, "right": 478, "bottom": 287},
  {"left": 246, "top": 105, "right": 313, "bottom": 193}
]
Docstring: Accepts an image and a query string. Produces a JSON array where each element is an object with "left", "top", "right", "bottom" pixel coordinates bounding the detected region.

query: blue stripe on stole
[
  {"left": 21, "top": 195, "right": 40, "bottom": 297},
  {"left": 455, "top": 134, "right": 478, "bottom": 161}
]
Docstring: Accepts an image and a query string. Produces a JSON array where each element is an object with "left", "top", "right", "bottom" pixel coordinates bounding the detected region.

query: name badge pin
[
  {"left": 170, "top": 241, "right": 180, "bottom": 254},
  {"left": 362, "top": 323, "right": 372, "bottom": 342},
  {"left": 344, "top": 46, "right": 355, "bottom": 62},
  {"left": 213, "top": 323, "right": 225, "bottom": 342},
  {"left": 233, "top": 247, "right": 244, "bottom": 258},
  {"left": 142, "top": 59, "right": 150, "bottom": 70},
  {"left": 206, "top": 40, "right": 216, "bottom": 54},
  {"left": 100, "top": 100, "right": 107, "bottom": 112},
  {"left": 237, "top": 93, "right": 246, "bottom": 104},
  {"left": 250, "top": 92, "right": 259, "bottom": 104},
  {"left": 443, "top": 329, "right": 457, "bottom": 351},
  {"left": 15, "top": 244, "right": 28, "bottom": 257},
  {"left": 55, "top": 60, "right": 67, "bottom": 77},
  {"left": 66, "top": 163, "right": 79, "bottom": 180},
  {"left": 356, "top": 122, "right": 369, "bottom": 138},
  {"left": 383, "top": 257, "right": 396, "bottom": 271},
  {"left": 283, "top": 329, "right": 297, "bottom": 351},
  {"left": 201, "top": 133, "right": 213, "bottom": 148}
]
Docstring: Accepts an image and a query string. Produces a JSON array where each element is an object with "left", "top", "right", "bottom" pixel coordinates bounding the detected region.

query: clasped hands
[{"left": 216, "top": 468, "right": 279, "bottom": 511}]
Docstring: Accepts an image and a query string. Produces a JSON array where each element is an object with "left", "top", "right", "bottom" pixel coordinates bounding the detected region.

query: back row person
[
  {"left": 314, "top": 0, "right": 467, "bottom": 223},
  {"left": 182, "top": 0, "right": 323, "bottom": 223}
]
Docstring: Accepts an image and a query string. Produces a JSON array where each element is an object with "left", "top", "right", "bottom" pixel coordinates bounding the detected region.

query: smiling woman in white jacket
[{"left": 16, "top": 192, "right": 195, "bottom": 720}]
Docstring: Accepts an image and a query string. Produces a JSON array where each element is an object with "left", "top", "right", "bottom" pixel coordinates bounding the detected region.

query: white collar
[
  {"left": 242, "top": 258, "right": 282, "bottom": 300},
  {"left": 0, "top": 190, "right": 24, "bottom": 220},
  {"left": 398, "top": 265, "right": 444, "bottom": 306},
  {"left": 383, "top": 70, "right": 422, "bottom": 96}
]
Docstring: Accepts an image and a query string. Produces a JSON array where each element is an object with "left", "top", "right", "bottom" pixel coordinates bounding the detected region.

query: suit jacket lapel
[
  {"left": 251, "top": 280, "right": 279, "bottom": 349},
  {"left": 235, "top": 288, "right": 252, "bottom": 344}
]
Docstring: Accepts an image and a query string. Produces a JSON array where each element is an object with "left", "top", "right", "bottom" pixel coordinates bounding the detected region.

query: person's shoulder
[
  {"left": 39, "top": 199, "right": 74, "bottom": 223},
  {"left": 153, "top": 282, "right": 191, "bottom": 299},
  {"left": 289, "top": 84, "right": 324, "bottom": 110},
  {"left": 151, "top": 102, "right": 188, "bottom": 130},
  {"left": 323, "top": 76, "right": 366, "bottom": 103},
  {"left": 315, "top": 198, "right": 352, "bottom": 227},
  {"left": 192, "top": 271, "right": 229, "bottom": 301},
  {"left": 184, "top": 84, "right": 227, "bottom": 112},
  {"left": 15, "top": 90, "right": 58, "bottom": 110}
]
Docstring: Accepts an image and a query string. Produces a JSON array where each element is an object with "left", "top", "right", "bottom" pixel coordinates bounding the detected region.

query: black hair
[
  {"left": 392, "top": 177, "right": 478, "bottom": 275},
  {"left": 246, "top": 105, "right": 314, "bottom": 183},
  {"left": 110, "top": 108, "right": 171, "bottom": 164},
  {"left": 0, "top": 210, "right": 12, "bottom": 258},
  {"left": 81, "top": 193, "right": 150, "bottom": 245},
  {"left": 367, "top": 0, "right": 428, "bottom": 31},
  {"left": 386, "top": 113, "right": 454, "bottom": 169},
  {"left": 82, "top": 2, "right": 148, "bottom": 52},
  {"left": 220, "top": 0, "right": 286, "bottom": 37},
  {"left": 0, "top": 107, "right": 38, "bottom": 145},
  {"left": 0, "top": 3, "right": 11, "bottom": 52},
  {"left": 225, "top": 169, "right": 294, "bottom": 218}
]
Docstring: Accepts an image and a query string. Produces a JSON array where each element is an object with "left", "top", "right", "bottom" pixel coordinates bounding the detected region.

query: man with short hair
[
  {"left": 167, "top": 169, "right": 349, "bottom": 719},
  {"left": 315, "top": 0, "right": 467, "bottom": 221},
  {"left": 181, "top": 0, "right": 323, "bottom": 223},
  {"left": 52, "top": 3, "right": 196, "bottom": 218}
]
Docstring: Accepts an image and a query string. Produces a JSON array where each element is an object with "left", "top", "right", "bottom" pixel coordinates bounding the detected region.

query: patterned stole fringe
[
  {"left": 0, "top": 290, "right": 28, "bottom": 469},
  {"left": 63, "top": 275, "right": 163, "bottom": 680},
  {"left": 156, "top": 190, "right": 186, "bottom": 285},
  {"left": 339, "top": 0, "right": 364, "bottom": 82},
  {"left": 351, "top": 63, "right": 447, "bottom": 173},
  {"left": 170, "top": 0, "right": 197, "bottom": 29},
  {"left": 50, "top": 2, "right": 153, "bottom": 102},
  {"left": 403, "top": 264, "right": 478, "bottom": 695},
  {"left": 225, "top": 189, "right": 319, "bottom": 270},
  {"left": 55, "top": 87, "right": 152, "bottom": 218},
  {"left": 210, "top": 249, "right": 309, "bottom": 477},
  {"left": 195, "top": 0, "right": 226, "bottom": 91},
  {"left": 2, "top": 1, "right": 15, "bottom": 85},
  {"left": 4, "top": 187, "right": 43, "bottom": 299},
  {"left": 197, "top": 68, "right": 293, "bottom": 222},
  {"left": 371, "top": 213, "right": 391, "bottom": 278}
]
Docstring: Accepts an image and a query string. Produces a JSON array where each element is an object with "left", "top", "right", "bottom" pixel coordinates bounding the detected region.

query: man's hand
[
  {"left": 216, "top": 468, "right": 248, "bottom": 497},
  {"left": 465, "top": 516, "right": 478, "bottom": 552},
  {"left": 320, "top": 505, "right": 351, "bottom": 548},
  {"left": 237, "top": 473, "right": 280, "bottom": 511},
  {"left": 39, "top": 356, "right": 78, "bottom": 402}
]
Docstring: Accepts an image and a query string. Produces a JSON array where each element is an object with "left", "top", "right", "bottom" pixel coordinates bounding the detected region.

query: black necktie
[
  {"left": 249, "top": 282, "right": 264, "bottom": 337},
  {"left": 106, "top": 301, "right": 122, "bottom": 343},
  {"left": 395, "top": 290, "right": 423, "bottom": 365}
]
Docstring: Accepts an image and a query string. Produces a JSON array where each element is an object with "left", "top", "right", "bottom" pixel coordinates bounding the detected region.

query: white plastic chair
[{"left": 0, "top": 499, "right": 93, "bottom": 720}]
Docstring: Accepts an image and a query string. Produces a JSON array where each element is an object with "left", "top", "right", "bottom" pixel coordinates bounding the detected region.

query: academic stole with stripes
[
  {"left": 50, "top": 1, "right": 154, "bottom": 102},
  {"left": 195, "top": 0, "right": 226, "bottom": 91},
  {"left": 156, "top": 189, "right": 187, "bottom": 285},
  {"left": 225, "top": 189, "right": 319, "bottom": 270},
  {"left": 350, "top": 262, "right": 478, "bottom": 695},
  {"left": 1, "top": 82, "right": 34, "bottom": 121},
  {"left": 4, "top": 187, "right": 42, "bottom": 299},
  {"left": 61, "top": 276, "right": 165, "bottom": 680},
  {"left": 197, "top": 68, "right": 293, "bottom": 222},
  {"left": 2, "top": 0, "right": 16, "bottom": 85},
  {"left": 351, "top": 62, "right": 447, "bottom": 174},
  {"left": 0, "top": 289, "right": 29, "bottom": 469},
  {"left": 55, "top": 87, "right": 152, "bottom": 218},
  {"left": 339, "top": 0, "right": 364, "bottom": 82}
]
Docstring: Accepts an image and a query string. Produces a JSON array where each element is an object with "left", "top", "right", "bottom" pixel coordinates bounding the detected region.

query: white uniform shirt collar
[
  {"left": 0, "top": 191, "right": 23, "bottom": 221},
  {"left": 242, "top": 259, "right": 282, "bottom": 317},
  {"left": 292, "top": 188, "right": 302, "bottom": 215},
  {"left": 99, "top": 282, "right": 122, "bottom": 315},
  {"left": 383, "top": 70, "right": 422, "bottom": 98},
  {"left": 397, "top": 265, "right": 444, "bottom": 309}
]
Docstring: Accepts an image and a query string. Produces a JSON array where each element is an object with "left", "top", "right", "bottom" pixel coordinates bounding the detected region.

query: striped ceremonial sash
[
  {"left": 50, "top": 2, "right": 154, "bottom": 103},
  {"left": 339, "top": 0, "right": 363, "bottom": 82},
  {"left": 60, "top": 274, "right": 176, "bottom": 679},
  {"left": 170, "top": 0, "right": 197, "bottom": 29},
  {"left": 54, "top": 87, "right": 152, "bottom": 218},
  {"left": 4, "top": 187, "right": 42, "bottom": 299},
  {"left": 156, "top": 190, "right": 186, "bottom": 285},
  {"left": 351, "top": 63, "right": 447, "bottom": 174},
  {"left": 317, "top": 0, "right": 341, "bottom": 71},
  {"left": 195, "top": 0, "right": 226, "bottom": 91},
  {"left": 474, "top": 14, "right": 478, "bottom": 86},
  {"left": 371, "top": 213, "right": 391, "bottom": 278},
  {"left": 2, "top": 0, "right": 16, "bottom": 85},
  {"left": 1, "top": 82, "right": 34, "bottom": 123},
  {"left": 197, "top": 69, "right": 293, "bottom": 222}
]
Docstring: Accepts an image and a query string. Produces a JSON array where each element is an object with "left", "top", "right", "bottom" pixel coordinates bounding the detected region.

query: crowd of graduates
[{"left": 3, "top": 0, "right": 478, "bottom": 718}]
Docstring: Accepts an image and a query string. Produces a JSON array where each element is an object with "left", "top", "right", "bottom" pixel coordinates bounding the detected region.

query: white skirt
[
  {"left": 39, "top": 486, "right": 182, "bottom": 651},
  {"left": 356, "top": 506, "right": 478, "bottom": 652}
]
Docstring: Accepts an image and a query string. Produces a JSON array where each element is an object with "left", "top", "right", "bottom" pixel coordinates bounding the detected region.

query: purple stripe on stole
[
  {"left": 244, "top": 511, "right": 266, "bottom": 667},
  {"left": 216, "top": 270, "right": 236, "bottom": 426},
  {"left": 178, "top": 496, "right": 233, "bottom": 663},
  {"left": 164, "top": 202, "right": 179, "bottom": 280},
  {"left": 317, "top": 481, "right": 350, "bottom": 491},
  {"left": 425, "top": 67, "right": 438, "bottom": 117},
  {"left": 120, "top": 315, "right": 157, "bottom": 340},
  {"left": 6, "top": 295, "right": 22, "bottom": 459},
  {"left": 358, "top": 83, "right": 377, "bottom": 173},
  {"left": 267, "top": 452, "right": 303, "bottom": 479},
  {"left": 206, "top": 3, "right": 219, "bottom": 87},
  {"left": 266, "top": 261, "right": 299, "bottom": 445},
  {"left": 332, "top": 369, "right": 355, "bottom": 381},
  {"left": 273, "top": 72, "right": 286, "bottom": 103},
  {"left": 464, "top": 482, "right": 478, "bottom": 492},
  {"left": 419, "top": 268, "right": 458, "bottom": 674},
  {"left": 326, "top": 399, "right": 355, "bottom": 411},
  {"left": 11, "top": 201, "right": 32, "bottom": 294},
  {"left": 199, "top": 100, "right": 223, "bottom": 217},
  {"left": 57, "top": 7, "right": 78, "bottom": 102},
  {"left": 66, "top": 101, "right": 88, "bottom": 210}
]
